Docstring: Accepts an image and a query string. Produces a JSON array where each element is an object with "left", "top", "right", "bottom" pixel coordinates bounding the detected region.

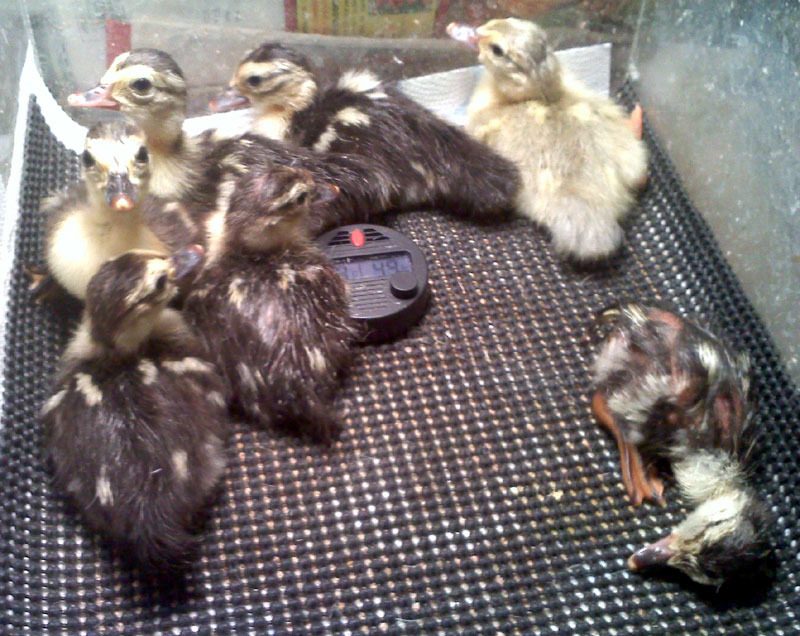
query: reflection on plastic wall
[
  {"left": 633, "top": 0, "right": 800, "bottom": 381},
  {"left": 0, "top": 3, "right": 28, "bottom": 189},
  {"left": 22, "top": 0, "right": 642, "bottom": 117},
  {"left": 8, "top": 1, "right": 794, "bottom": 381}
]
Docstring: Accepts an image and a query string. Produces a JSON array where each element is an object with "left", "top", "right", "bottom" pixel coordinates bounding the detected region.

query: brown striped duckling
[
  {"left": 211, "top": 42, "right": 521, "bottom": 220},
  {"left": 42, "top": 247, "right": 228, "bottom": 569},
  {"left": 68, "top": 49, "right": 204, "bottom": 203},
  {"left": 69, "top": 49, "right": 397, "bottom": 235},
  {"left": 449, "top": 18, "right": 648, "bottom": 261},
  {"left": 592, "top": 303, "right": 772, "bottom": 586},
  {"left": 42, "top": 121, "right": 169, "bottom": 299},
  {"left": 183, "top": 163, "right": 357, "bottom": 443}
]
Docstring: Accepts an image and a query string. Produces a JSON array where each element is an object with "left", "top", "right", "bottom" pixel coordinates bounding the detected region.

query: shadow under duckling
[
  {"left": 183, "top": 163, "right": 358, "bottom": 443},
  {"left": 449, "top": 18, "right": 648, "bottom": 261},
  {"left": 42, "top": 121, "right": 171, "bottom": 300},
  {"left": 211, "top": 42, "right": 521, "bottom": 221},
  {"left": 592, "top": 303, "right": 773, "bottom": 587},
  {"left": 42, "top": 247, "right": 228, "bottom": 570}
]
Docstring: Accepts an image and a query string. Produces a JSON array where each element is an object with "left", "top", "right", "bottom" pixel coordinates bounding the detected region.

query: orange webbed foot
[
  {"left": 628, "top": 104, "right": 643, "bottom": 140},
  {"left": 592, "top": 391, "right": 663, "bottom": 507},
  {"left": 24, "top": 264, "right": 58, "bottom": 304}
]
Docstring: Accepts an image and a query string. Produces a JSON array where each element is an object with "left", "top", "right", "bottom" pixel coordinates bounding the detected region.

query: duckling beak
[
  {"left": 209, "top": 87, "right": 250, "bottom": 113},
  {"left": 446, "top": 23, "right": 480, "bottom": 50},
  {"left": 596, "top": 304, "right": 622, "bottom": 325},
  {"left": 67, "top": 84, "right": 120, "bottom": 110},
  {"left": 628, "top": 534, "right": 676, "bottom": 571},
  {"left": 171, "top": 245, "right": 205, "bottom": 281},
  {"left": 315, "top": 183, "right": 340, "bottom": 205},
  {"left": 106, "top": 174, "right": 137, "bottom": 211}
]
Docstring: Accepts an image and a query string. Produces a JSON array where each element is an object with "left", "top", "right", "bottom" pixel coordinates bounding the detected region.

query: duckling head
[
  {"left": 210, "top": 43, "right": 316, "bottom": 117},
  {"left": 628, "top": 487, "right": 773, "bottom": 586},
  {"left": 86, "top": 246, "right": 204, "bottom": 353},
  {"left": 210, "top": 165, "right": 336, "bottom": 260},
  {"left": 448, "top": 18, "right": 562, "bottom": 104},
  {"left": 69, "top": 49, "right": 187, "bottom": 148},
  {"left": 82, "top": 121, "right": 151, "bottom": 214}
]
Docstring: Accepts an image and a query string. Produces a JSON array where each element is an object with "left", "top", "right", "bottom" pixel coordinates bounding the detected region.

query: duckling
[
  {"left": 592, "top": 303, "right": 773, "bottom": 586},
  {"left": 42, "top": 247, "right": 228, "bottom": 569},
  {"left": 183, "top": 163, "right": 357, "bottom": 443},
  {"left": 69, "top": 49, "right": 397, "bottom": 234},
  {"left": 42, "top": 121, "right": 169, "bottom": 299},
  {"left": 211, "top": 42, "right": 521, "bottom": 220},
  {"left": 201, "top": 133, "right": 394, "bottom": 235},
  {"left": 68, "top": 49, "right": 203, "bottom": 203},
  {"left": 449, "top": 18, "right": 648, "bottom": 261}
]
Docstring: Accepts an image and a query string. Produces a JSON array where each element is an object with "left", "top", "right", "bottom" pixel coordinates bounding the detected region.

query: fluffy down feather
[
  {"left": 42, "top": 251, "right": 229, "bottom": 569},
  {"left": 453, "top": 18, "right": 647, "bottom": 261},
  {"left": 217, "top": 43, "right": 522, "bottom": 221},
  {"left": 184, "top": 164, "right": 358, "bottom": 442}
]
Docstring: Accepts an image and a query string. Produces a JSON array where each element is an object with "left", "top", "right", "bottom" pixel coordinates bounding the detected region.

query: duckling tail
[
  {"left": 430, "top": 139, "right": 522, "bottom": 220},
  {"left": 530, "top": 194, "right": 625, "bottom": 261},
  {"left": 125, "top": 520, "right": 200, "bottom": 571}
]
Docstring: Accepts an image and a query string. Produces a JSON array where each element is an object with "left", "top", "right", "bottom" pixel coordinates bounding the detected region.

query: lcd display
[{"left": 333, "top": 252, "right": 413, "bottom": 281}]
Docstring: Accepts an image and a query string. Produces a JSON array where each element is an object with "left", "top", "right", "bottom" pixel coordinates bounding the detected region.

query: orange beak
[
  {"left": 110, "top": 193, "right": 135, "bottom": 212},
  {"left": 446, "top": 23, "right": 480, "bottom": 50},
  {"left": 67, "top": 84, "right": 120, "bottom": 110},
  {"left": 209, "top": 87, "right": 250, "bottom": 113}
]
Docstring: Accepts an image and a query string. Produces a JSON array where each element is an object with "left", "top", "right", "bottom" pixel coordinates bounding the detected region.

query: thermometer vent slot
[
  {"left": 328, "top": 231, "right": 352, "bottom": 246},
  {"left": 362, "top": 228, "right": 389, "bottom": 242}
]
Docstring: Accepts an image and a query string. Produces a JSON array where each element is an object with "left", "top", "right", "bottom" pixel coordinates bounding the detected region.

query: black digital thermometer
[{"left": 316, "top": 224, "right": 430, "bottom": 343}]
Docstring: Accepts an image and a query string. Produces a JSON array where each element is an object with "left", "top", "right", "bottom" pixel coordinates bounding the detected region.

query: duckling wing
[
  {"left": 184, "top": 250, "right": 356, "bottom": 443},
  {"left": 42, "top": 351, "right": 228, "bottom": 569},
  {"left": 291, "top": 81, "right": 520, "bottom": 220}
]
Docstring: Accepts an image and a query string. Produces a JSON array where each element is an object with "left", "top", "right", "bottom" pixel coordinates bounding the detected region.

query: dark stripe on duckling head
[
  {"left": 254, "top": 75, "right": 295, "bottom": 97},
  {"left": 241, "top": 42, "right": 311, "bottom": 71},
  {"left": 86, "top": 251, "right": 171, "bottom": 346},
  {"left": 223, "top": 166, "right": 315, "bottom": 251},
  {"left": 86, "top": 120, "right": 143, "bottom": 143},
  {"left": 120, "top": 48, "right": 185, "bottom": 79}
]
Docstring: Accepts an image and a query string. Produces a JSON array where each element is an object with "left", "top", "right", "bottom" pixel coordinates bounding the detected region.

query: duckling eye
[
  {"left": 81, "top": 150, "right": 95, "bottom": 169},
  {"left": 296, "top": 192, "right": 308, "bottom": 205},
  {"left": 154, "top": 274, "right": 167, "bottom": 293},
  {"left": 131, "top": 78, "right": 152, "bottom": 92},
  {"left": 490, "top": 43, "right": 505, "bottom": 57},
  {"left": 246, "top": 75, "right": 262, "bottom": 87},
  {"left": 135, "top": 146, "right": 149, "bottom": 163}
]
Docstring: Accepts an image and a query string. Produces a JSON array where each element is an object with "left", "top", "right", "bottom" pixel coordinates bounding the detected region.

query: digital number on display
[{"left": 333, "top": 252, "right": 413, "bottom": 282}]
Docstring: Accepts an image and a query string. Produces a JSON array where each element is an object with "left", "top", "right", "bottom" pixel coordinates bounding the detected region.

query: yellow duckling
[
  {"left": 450, "top": 18, "right": 648, "bottom": 261},
  {"left": 42, "top": 121, "right": 169, "bottom": 299}
]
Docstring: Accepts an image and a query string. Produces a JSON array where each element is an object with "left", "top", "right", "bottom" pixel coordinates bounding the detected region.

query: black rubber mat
[{"left": 2, "top": 88, "right": 798, "bottom": 634}]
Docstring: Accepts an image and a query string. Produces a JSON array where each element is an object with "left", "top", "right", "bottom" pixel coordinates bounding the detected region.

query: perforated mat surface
[{"left": 2, "top": 89, "right": 799, "bottom": 634}]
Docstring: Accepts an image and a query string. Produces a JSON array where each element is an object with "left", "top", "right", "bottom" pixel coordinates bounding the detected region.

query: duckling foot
[
  {"left": 24, "top": 263, "right": 62, "bottom": 304},
  {"left": 646, "top": 467, "right": 666, "bottom": 507},
  {"left": 628, "top": 104, "right": 643, "bottom": 141},
  {"left": 592, "top": 391, "right": 664, "bottom": 507}
]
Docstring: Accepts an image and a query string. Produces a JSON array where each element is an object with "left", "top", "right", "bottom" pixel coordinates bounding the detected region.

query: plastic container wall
[{"left": 631, "top": 1, "right": 799, "bottom": 381}]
